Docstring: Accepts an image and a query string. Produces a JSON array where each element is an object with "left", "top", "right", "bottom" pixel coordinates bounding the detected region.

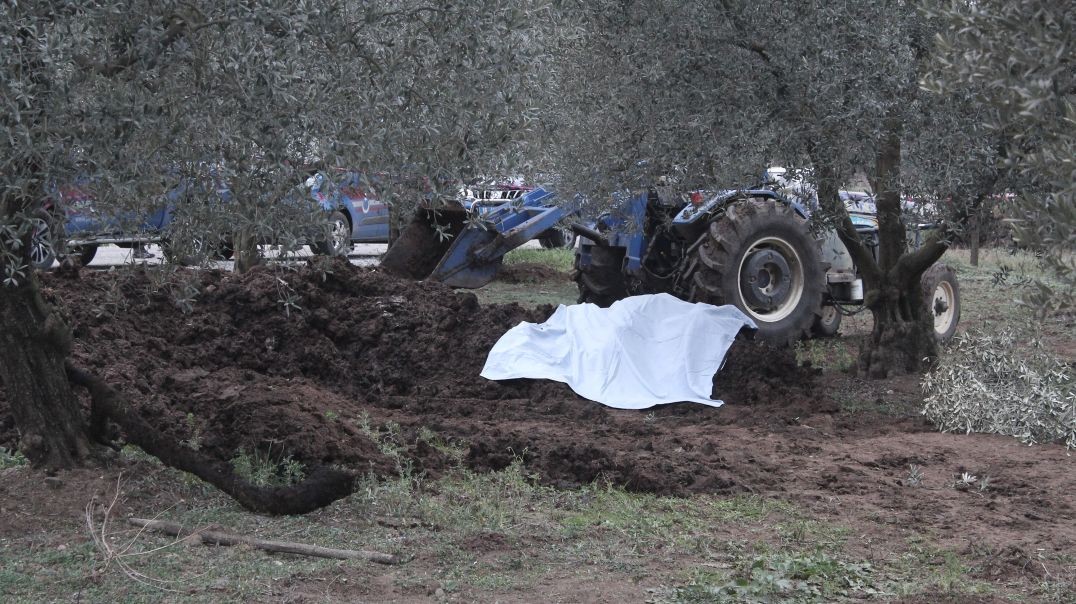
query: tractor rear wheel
[
  {"left": 572, "top": 245, "right": 627, "bottom": 307},
  {"left": 689, "top": 200, "right": 825, "bottom": 345},
  {"left": 920, "top": 263, "right": 960, "bottom": 343},
  {"left": 538, "top": 226, "right": 575, "bottom": 249}
]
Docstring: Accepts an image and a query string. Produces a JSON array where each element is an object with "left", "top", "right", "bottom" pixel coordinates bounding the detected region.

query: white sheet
[{"left": 480, "top": 293, "right": 756, "bottom": 409}]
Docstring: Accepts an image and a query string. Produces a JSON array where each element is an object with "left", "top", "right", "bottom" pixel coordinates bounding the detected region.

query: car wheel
[
  {"left": 29, "top": 211, "right": 58, "bottom": 270},
  {"left": 312, "top": 210, "right": 352, "bottom": 256},
  {"left": 70, "top": 244, "right": 98, "bottom": 267}
]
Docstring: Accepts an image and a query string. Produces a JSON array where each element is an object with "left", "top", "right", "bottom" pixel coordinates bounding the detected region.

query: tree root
[
  {"left": 128, "top": 518, "right": 402, "bottom": 564},
  {"left": 65, "top": 362, "right": 355, "bottom": 515}
]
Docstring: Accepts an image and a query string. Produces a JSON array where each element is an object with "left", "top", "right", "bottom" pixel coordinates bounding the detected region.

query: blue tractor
[{"left": 382, "top": 180, "right": 960, "bottom": 345}]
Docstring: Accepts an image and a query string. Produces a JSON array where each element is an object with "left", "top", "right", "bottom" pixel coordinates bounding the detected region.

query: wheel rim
[
  {"left": 331, "top": 218, "right": 349, "bottom": 251},
  {"left": 736, "top": 236, "right": 805, "bottom": 322},
  {"left": 820, "top": 305, "right": 839, "bottom": 327},
  {"left": 931, "top": 281, "right": 956, "bottom": 335},
  {"left": 30, "top": 221, "right": 52, "bottom": 266}
]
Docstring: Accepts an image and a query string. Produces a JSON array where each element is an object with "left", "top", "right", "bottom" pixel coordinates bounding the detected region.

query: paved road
[
  {"left": 74, "top": 243, "right": 389, "bottom": 270},
  {"left": 67, "top": 239, "right": 543, "bottom": 270}
]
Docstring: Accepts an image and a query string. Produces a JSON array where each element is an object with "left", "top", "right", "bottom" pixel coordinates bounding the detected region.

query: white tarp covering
[{"left": 480, "top": 293, "right": 756, "bottom": 409}]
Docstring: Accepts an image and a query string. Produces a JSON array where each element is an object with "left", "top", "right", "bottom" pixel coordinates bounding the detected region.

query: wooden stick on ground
[{"left": 127, "top": 518, "right": 402, "bottom": 565}]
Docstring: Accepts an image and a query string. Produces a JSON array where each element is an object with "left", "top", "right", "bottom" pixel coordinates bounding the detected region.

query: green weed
[
  {"left": 662, "top": 551, "right": 881, "bottom": 603},
  {"left": 0, "top": 446, "right": 28, "bottom": 469},
  {"left": 230, "top": 446, "right": 305, "bottom": 487}
]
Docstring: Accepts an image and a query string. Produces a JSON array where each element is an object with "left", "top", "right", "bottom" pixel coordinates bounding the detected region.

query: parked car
[
  {"left": 31, "top": 179, "right": 178, "bottom": 269},
  {"left": 304, "top": 170, "right": 391, "bottom": 255}
]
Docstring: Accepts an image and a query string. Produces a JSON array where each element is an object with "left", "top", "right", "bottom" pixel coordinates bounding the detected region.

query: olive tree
[
  {"left": 923, "top": 0, "right": 1074, "bottom": 313},
  {"left": 0, "top": 0, "right": 552, "bottom": 511},
  {"left": 542, "top": 0, "right": 1018, "bottom": 376}
]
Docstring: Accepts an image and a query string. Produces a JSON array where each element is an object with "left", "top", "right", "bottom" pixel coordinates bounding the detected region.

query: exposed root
[{"left": 67, "top": 362, "right": 355, "bottom": 515}]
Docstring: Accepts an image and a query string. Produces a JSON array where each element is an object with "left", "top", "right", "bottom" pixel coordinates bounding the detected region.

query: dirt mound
[{"left": 3, "top": 259, "right": 821, "bottom": 495}]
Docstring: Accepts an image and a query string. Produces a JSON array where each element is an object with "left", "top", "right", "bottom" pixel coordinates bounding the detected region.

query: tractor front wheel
[
  {"left": 920, "top": 263, "right": 960, "bottom": 343},
  {"left": 689, "top": 200, "right": 825, "bottom": 345},
  {"left": 811, "top": 304, "right": 842, "bottom": 338}
]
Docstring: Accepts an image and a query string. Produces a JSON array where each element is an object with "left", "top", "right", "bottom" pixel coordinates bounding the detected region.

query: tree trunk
[
  {"left": 67, "top": 363, "right": 355, "bottom": 515},
  {"left": 859, "top": 276, "right": 939, "bottom": 378},
  {"left": 969, "top": 211, "right": 980, "bottom": 267},
  {"left": 857, "top": 119, "right": 945, "bottom": 378},
  {"left": 812, "top": 122, "right": 947, "bottom": 379},
  {"left": 233, "top": 227, "right": 261, "bottom": 273},
  {"left": 0, "top": 274, "right": 93, "bottom": 469}
]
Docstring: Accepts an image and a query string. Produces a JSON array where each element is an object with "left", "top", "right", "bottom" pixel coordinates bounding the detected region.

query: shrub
[{"left": 922, "top": 329, "right": 1075, "bottom": 449}]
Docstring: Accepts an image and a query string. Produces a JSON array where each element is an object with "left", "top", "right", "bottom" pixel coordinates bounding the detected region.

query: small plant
[
  {"left": 417, "top": 426, "right": 467, "bottom": 465},
  {"left": 323, "top": 410, "right": 339, "bottom": 422},
  {"left": 181, "top": 413, "right": 202, "bottom": 451},
  {"left": 0, "top": 446, "right": 28, "bottom": 469},
  {"left": 905, "top": 464, "right": 924, "bottom": 487},
  {"left": 275, "top": 277, "right": 303, "bottom": 317},
  {"left": 231, "top": 445, "right": 305, "bottom": 487},
  {"left": 952, "top": 471, "right": 980, "bottom": 491}
]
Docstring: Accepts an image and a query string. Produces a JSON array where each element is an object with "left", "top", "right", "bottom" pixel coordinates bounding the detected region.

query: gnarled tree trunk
[
  {"left": 0, "top": 272, "right": 93, "bottom": 469},
  {"left": 814, "top": 121, "right": 946, "bottom": 378}
]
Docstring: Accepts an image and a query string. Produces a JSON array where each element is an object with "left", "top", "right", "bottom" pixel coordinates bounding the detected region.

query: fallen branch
[{"left": 127, "top": 518, "right": 402, "bottom": 565}]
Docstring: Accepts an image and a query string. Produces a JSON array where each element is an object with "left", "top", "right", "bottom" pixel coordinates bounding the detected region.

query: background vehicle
[
  {"left": 32, "top": 180, "right": 177, "bottom": 269},
  {"left": 31, "top": 171, "right": 389, "bottom": 267},
  {"left": 304, "top": 171, "right": 391, "bottom": 256}
]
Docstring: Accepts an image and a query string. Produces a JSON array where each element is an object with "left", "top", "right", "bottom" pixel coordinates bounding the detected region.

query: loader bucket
[
  {"left": 382, "top": 187, "right": 564, "bottom": 289},
  {"left": 381, "top": 204, "right": 469, "bottom": 280}
]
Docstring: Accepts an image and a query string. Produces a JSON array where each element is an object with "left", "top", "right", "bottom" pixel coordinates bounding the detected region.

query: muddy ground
[{"left": 1, "top": 259, "right": 1074, "bottom": 596}]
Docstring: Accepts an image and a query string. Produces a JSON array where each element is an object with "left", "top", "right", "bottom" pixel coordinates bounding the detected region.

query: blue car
[
  {"left": 304, "top": 171, "right": 391, "bottom": 255},
  {"left": 31, "top": 179, "right": 179, "bottom": 268}
]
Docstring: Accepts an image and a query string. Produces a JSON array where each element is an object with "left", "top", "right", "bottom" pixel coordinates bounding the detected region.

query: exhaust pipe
[{"left": 569, "top": 223, "right": 610, "bottom": 247}]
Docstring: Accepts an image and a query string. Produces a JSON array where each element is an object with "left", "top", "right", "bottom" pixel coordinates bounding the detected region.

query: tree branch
[
  {"left": 74, "top": 15, "right": 190, "bottom": 77},
  {"left": 127, "top": 518, "right": 402, "bottom": 564},
  {"left": 894, "top": 228, "right": 949, "bottom": 285}
]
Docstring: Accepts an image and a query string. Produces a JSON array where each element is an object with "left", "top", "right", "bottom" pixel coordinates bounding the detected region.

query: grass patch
[
  {"left": 0, "top": 452, "right": 1056, "bottom": 603},
  {"left": 886, "top": 538, "right": 1000, "bottom": 599},
  {"left": 473, "top": 280, "right": 578, "bottom": 307},
  {"left": 230, "top": 447, "right": 305, "bottom": 487},
  {"left": 503, "top": 247, "right": 575, "bottom": 272},
  {"left": 793, "top": 338, "right": 859, "bottom": 372},
  {"left": 661, "top": 550, "right": 880, "bottom": 603}
]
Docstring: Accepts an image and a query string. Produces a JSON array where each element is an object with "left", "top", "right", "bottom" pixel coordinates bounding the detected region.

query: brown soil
[{"left": 1, "top": 259, "right": 1074, "bottom": 574}]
